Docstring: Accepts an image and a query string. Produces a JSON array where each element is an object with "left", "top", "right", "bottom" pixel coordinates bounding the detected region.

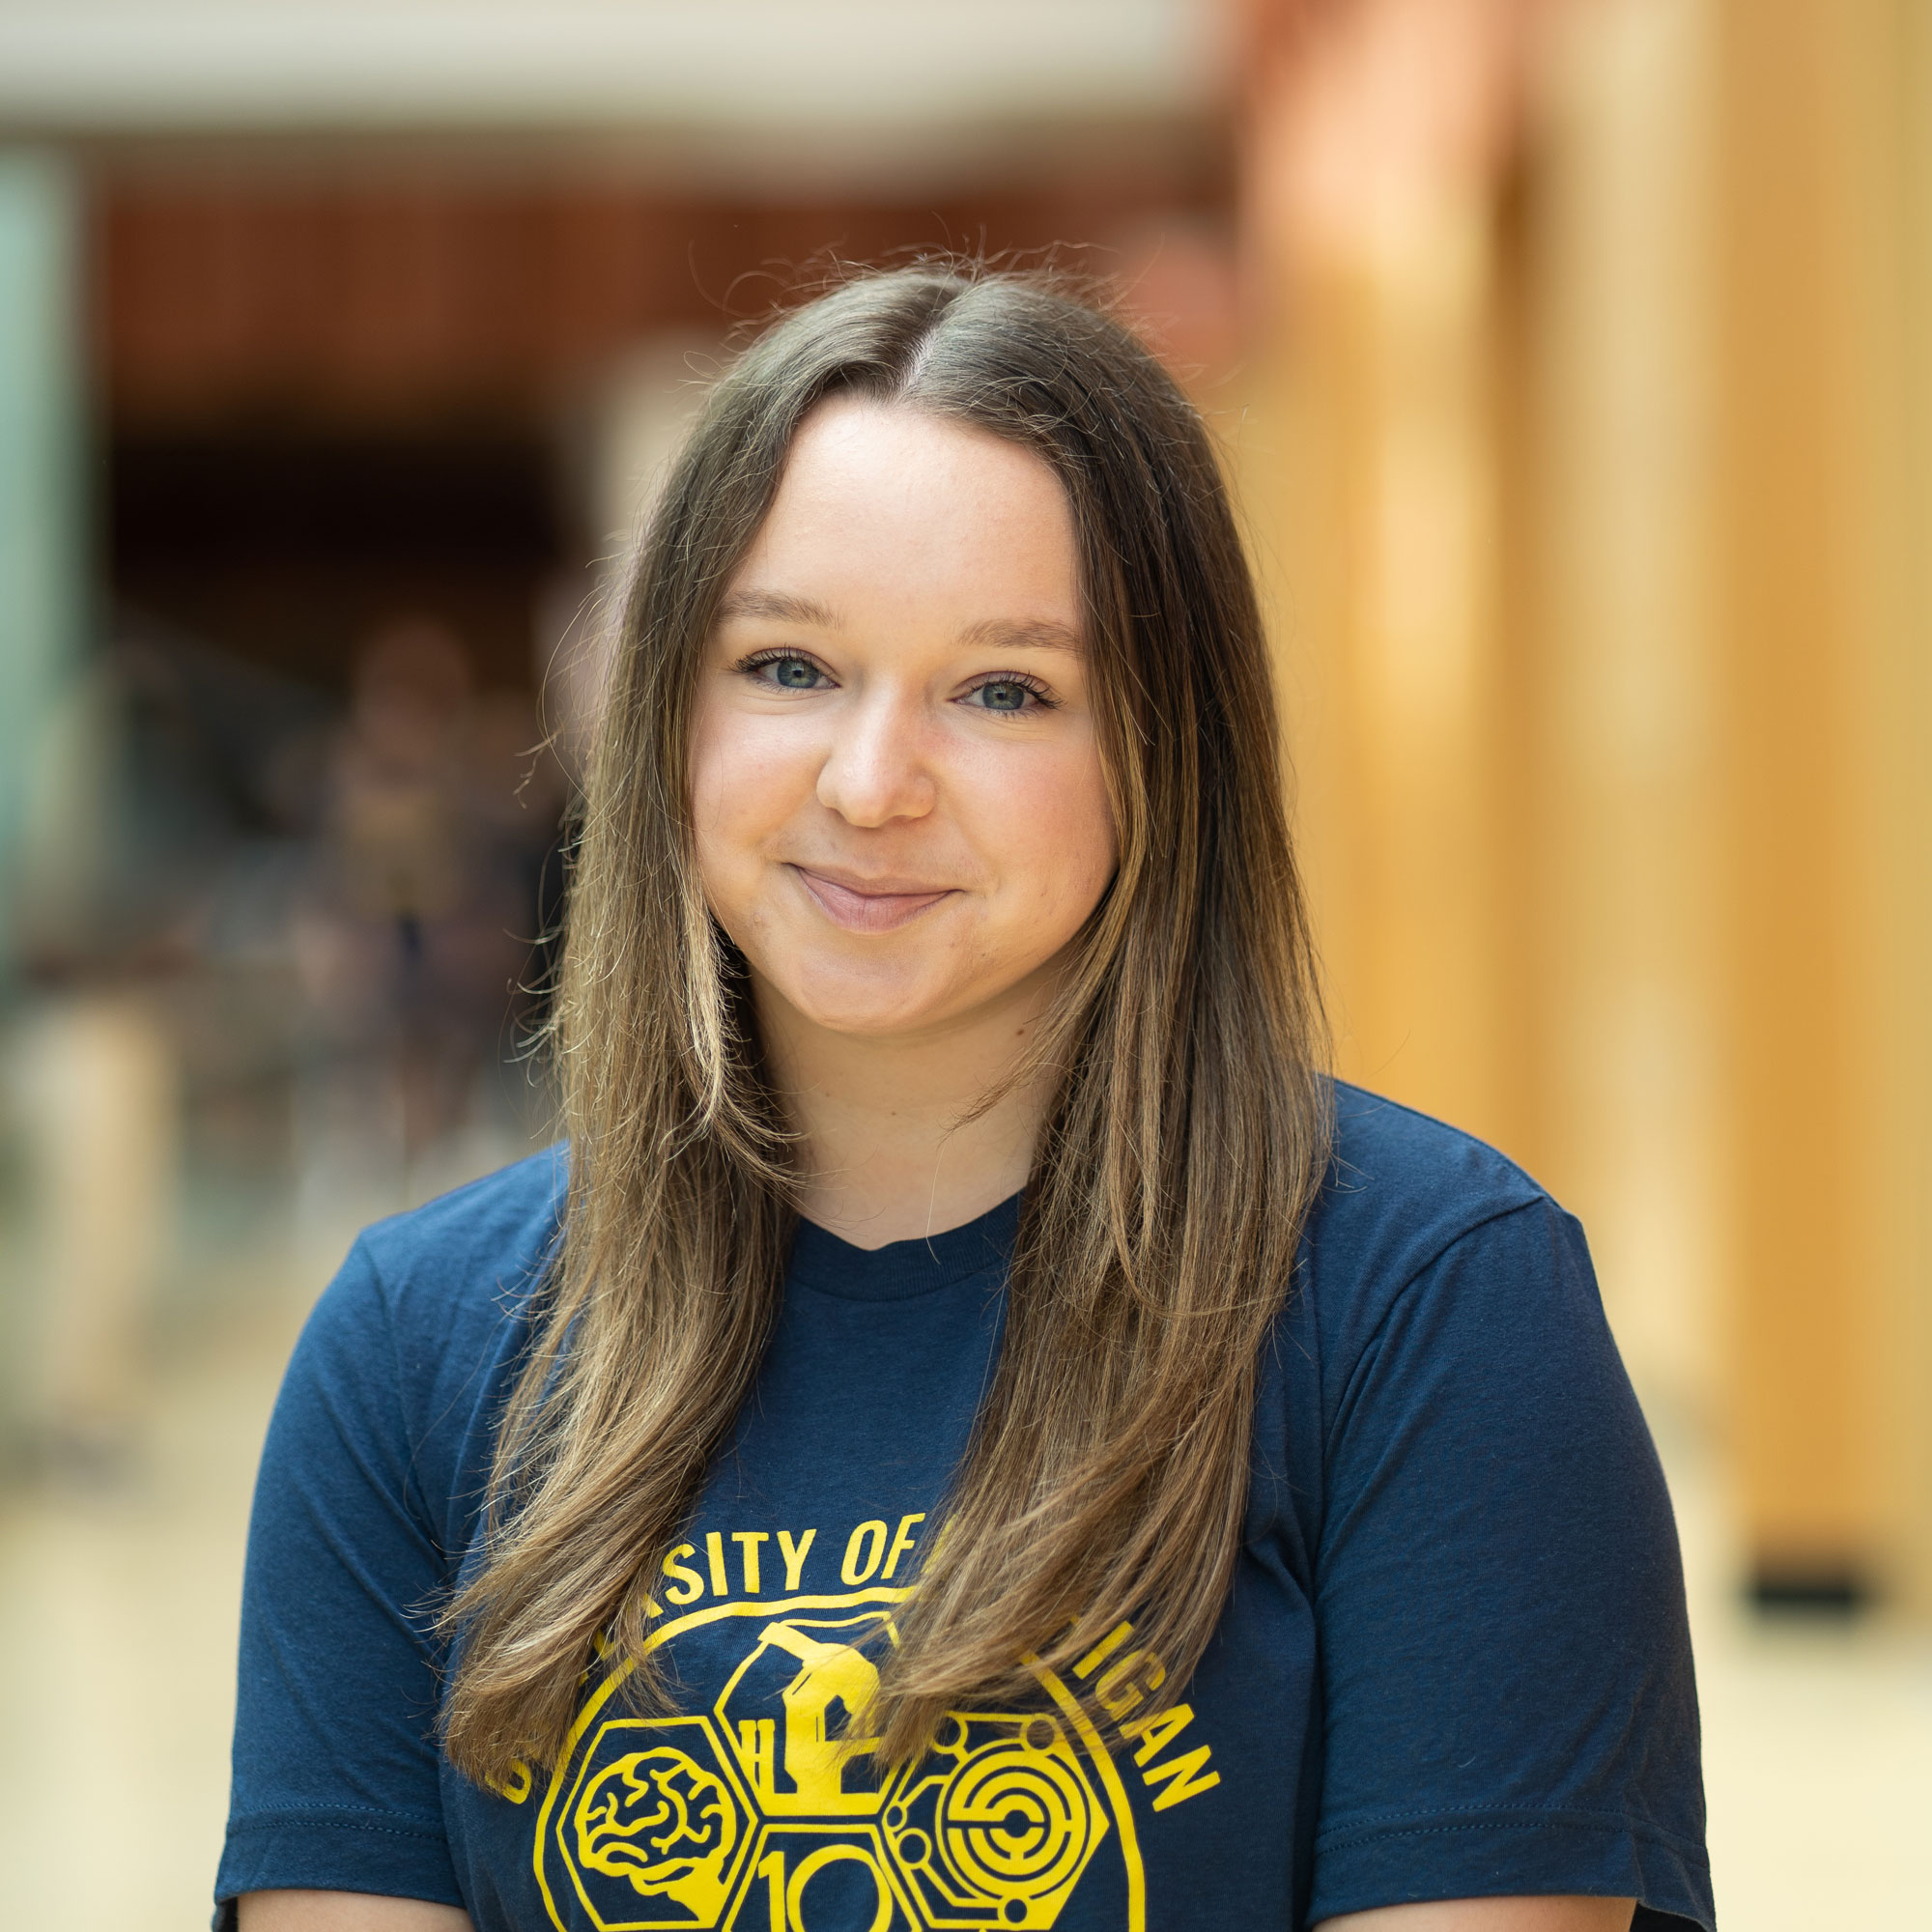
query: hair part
[{"left": 440, "top": 261, "right": 1330, "bottom": 1779}]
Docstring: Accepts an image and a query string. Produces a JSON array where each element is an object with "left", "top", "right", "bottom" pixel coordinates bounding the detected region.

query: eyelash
[{"left": 732, "top": 649, "right": 1060, "bottom": 711}]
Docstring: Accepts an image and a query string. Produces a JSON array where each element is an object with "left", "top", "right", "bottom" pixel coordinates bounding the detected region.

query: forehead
[{"left": 720, "top": 399, "right": 1083, "bottom": 637}]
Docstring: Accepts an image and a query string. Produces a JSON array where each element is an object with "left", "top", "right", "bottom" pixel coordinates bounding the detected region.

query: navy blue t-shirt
[{"left": 216, "top": 1085, "right": 1715, "bottom": 1929}]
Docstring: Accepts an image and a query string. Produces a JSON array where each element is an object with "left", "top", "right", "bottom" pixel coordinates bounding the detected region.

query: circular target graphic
[{"left": 936, "top": 1739, "right": 1094, "bottom": 1904}]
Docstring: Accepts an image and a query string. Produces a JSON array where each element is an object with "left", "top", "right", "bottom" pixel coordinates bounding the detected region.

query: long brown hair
[{"left": 442, "top": 264, "right": 1329, "bottom": 1780}]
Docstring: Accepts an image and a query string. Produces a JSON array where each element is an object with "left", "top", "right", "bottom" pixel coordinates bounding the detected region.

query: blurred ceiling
[{"left": 0, "top": 1, "right": 1227, "bottom": 190}]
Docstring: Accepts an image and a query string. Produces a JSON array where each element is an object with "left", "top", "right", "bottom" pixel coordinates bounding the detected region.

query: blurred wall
[
  {"left": 1240, "top": 0, "right": 1932, "bottom": 1619},
  {"left": 0, "top": 153, "right": 85, "bottom": 975}
]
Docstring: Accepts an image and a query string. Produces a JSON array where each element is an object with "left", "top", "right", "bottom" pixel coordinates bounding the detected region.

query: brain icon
[{"left": 574, "top": 1746, "right": 739, "bottom": 1913}]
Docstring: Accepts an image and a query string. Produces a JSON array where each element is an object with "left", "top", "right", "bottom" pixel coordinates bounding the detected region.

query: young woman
[{"left": 217, "top": 269, "right": 1714, "bottom": 1932}]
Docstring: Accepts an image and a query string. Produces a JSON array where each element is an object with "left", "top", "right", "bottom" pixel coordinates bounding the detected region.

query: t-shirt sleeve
[
  {"left": 213, "top": 1237, "right": 465, "bottom": 1923},
  {"left": 1306, "top": 1197, "right": 1715, "bottom": 1930}
]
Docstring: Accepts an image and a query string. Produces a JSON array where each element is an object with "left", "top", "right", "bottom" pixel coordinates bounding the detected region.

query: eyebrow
[
  {"left": 716, "top": 590, "right": 841, "bottom": 628},
  {"left": 717, "top": 592, "right": 1083, "bottom": 656},
  {"left": 957, "top": 617, "right": 1085, "bottom": 656}
]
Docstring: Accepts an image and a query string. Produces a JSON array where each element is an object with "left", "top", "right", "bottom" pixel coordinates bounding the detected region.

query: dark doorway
[{"left": 108, "top": 427, "right": 562, "bottom": 693}]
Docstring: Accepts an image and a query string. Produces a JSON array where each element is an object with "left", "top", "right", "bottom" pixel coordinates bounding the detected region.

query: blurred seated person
[
  {"left": 7, "top": 617, "right": 317, "bottom": 1475},
  {"left": 290, "top": 617, "right": 561, "bottom": 1205}
]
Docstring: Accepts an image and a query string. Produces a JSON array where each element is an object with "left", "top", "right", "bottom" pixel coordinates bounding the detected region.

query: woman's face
[{"left": 690, "top": 397, "right": 1118, "bottom": 1043}]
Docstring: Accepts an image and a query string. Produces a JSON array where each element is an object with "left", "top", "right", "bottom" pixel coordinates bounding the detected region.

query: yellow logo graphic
[
  {"left": 554, "top": 1714, "right": 753, "bottom": 1930},
  {"left": 537, "top": 1592, "right": 1143, "bottom": 1932},
  {"left": 575, "top": 1746, "right": 741, "bottom": 1917},
  {"left": 719, "top": 1613, "right": 893, "bottom": 1817},
  {"left": 886, "top": 1714, "right": 1106, "bottom": 1928}
]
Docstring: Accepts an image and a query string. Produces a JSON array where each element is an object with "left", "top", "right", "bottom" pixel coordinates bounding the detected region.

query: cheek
[
  {"left": 985, "top": 746, "right": 1119, "bottom": 931},
  {"left": 688, "top": 704, "right": 798, "bottom": 910}
]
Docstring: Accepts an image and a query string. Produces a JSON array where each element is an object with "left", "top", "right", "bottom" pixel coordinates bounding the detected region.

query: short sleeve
[
  {"left": 1308, "top": 1199, "right": 1715, "bottom": 1930},
  {"left": 213, "top": 1238, "right": 465, "bottom": 1923}
]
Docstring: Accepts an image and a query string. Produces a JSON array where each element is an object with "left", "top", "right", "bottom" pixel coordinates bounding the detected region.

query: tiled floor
[
  {"left": 0, "top": 1246, "right": 1925, "bottom": 1929},
  {"left": 0, "top": 1248, "right": 305, "bottom": 1928},
  {"left": 1666, "top": 1417, "right": 1932, "bottom": 1929}
]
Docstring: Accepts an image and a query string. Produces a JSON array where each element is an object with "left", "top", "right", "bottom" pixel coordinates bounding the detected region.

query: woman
[{"left": 217, "top": 269, "right": 1714, "bottom": 1932}]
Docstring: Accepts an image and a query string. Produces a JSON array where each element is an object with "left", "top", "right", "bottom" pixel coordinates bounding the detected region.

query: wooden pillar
[
  {"left": 1240, "top": 0, "right": 1932, "bottom": 1616},
  {"left": 1516, "top": 0, "right": 1723, "bottom": 1415},
  {"left": 1712, "top": 0, "right": 1929, "bottom": 1610},
  {"left": 1896, "top": 0, "right": 1932, "bottom": 1625},
  {"left": 1240, "top": 0, "right": 1530, "bottom": 1158}
]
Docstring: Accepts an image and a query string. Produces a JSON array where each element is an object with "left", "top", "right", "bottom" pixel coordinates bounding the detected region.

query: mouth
[{"left": 789, "top": 865, "right": 958, "bottom": 934}]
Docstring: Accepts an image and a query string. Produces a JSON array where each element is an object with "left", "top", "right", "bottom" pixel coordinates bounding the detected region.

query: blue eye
[
  {"left": 757, "top": 655, "right": 825, "bottom": 690},
  {"left": 971, "top": 680, "right": 1033, "bottom": 712}
]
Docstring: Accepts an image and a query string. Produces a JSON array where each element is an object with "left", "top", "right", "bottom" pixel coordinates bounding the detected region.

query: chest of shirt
[
  {"left": 435, "top": 1274, "right": 1319, "bottom": 1932},
  {"left": 440, "top": 1516, "right": 1314, "bottom": 1932}
]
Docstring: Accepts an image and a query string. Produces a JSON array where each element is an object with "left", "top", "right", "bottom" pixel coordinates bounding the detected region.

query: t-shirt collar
[{"left": 786, "top": 1192, "right": 1021, "bottom": 1302}]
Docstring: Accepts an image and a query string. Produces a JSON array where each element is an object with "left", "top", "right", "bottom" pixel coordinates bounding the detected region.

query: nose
[{"left": 814, "top": 688, "right": 936, "bottom": 827}]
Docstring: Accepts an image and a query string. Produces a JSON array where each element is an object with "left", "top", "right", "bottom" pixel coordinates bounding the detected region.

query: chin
[{"left": 763, "top": 958, "right": 961, "bottom": 1040}]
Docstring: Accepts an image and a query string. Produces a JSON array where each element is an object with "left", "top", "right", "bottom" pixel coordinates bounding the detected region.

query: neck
[{"left": 755, "top": 980, "right": 1054, "bottom": 1250}]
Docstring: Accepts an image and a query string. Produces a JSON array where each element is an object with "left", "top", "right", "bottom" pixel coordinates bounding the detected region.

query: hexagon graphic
[
  {"left": 724, "top": 1822, "right": 922, "bottom": 1931},
  {"left": 557, "top": 1713, "right": 754, "bottom": 1930},
  {"left": 879, "top": 1713, "right": 1109, "bottom": 1929},
  {"left": 714, "top": 1611, "right": 900, "bottom": 1819}
]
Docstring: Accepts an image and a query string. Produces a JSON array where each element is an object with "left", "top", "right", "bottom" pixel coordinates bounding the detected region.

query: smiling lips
[{"left": 791, "top": 865, "right": 957, "bottom": 933}]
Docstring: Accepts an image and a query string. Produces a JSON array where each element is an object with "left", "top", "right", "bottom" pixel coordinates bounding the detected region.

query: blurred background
[{"left": 0, "top": 0, "right": 1926, "bottom": 1923}]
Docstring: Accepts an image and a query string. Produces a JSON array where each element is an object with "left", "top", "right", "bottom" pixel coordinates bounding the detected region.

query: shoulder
[
  {"left": 1313, "top": 1079, "right": 1552, "bottom": 1279},
  {"left": 1291, "top": 1083, "right": 1588, "bottom": 1408},
  {"left": 1287, "top": 1095, "right": 1706, "bottom": 1927},
  {"left": 297, "top": 1144, "right": 568, "bottom": 1437},
  {"left": 354, "top": 1142, "right": 569, "bottom": 1329},
  {"left": 265, "top": 1147, "right": 568, "bottom": 1557}
]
